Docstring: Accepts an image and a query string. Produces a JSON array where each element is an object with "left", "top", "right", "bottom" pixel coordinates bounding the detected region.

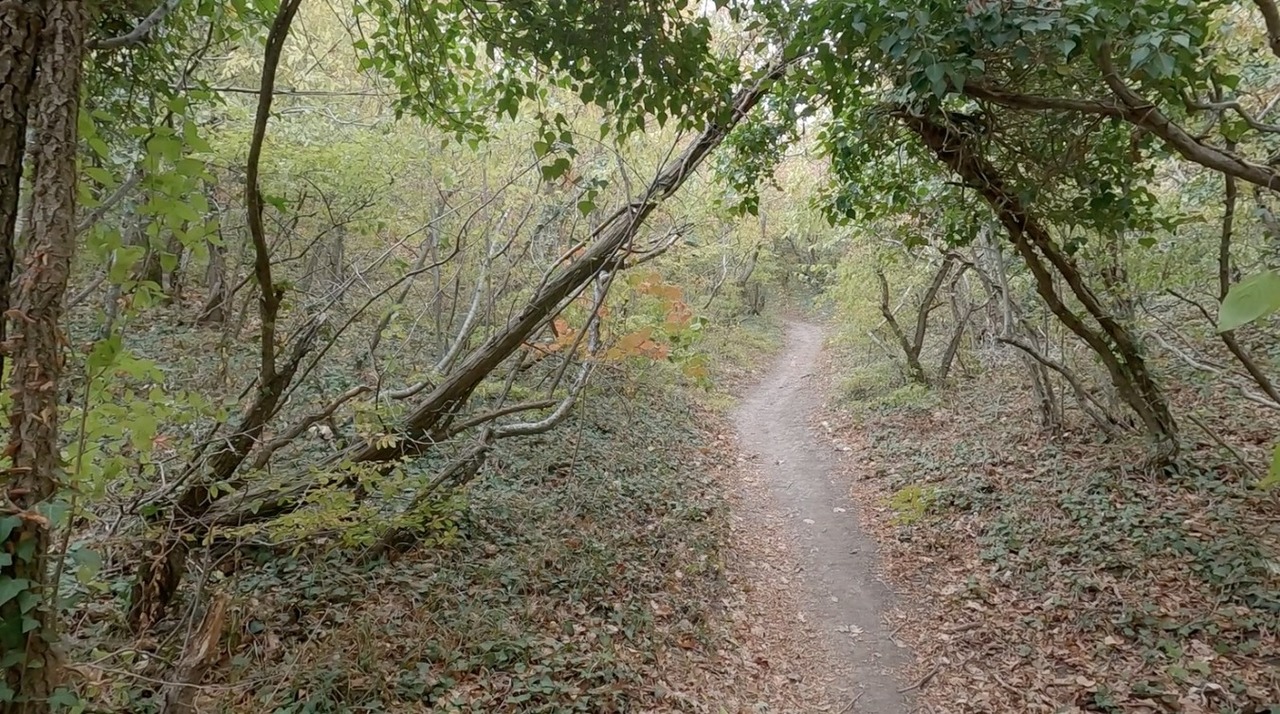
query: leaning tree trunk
[
  {"left": 1215, "top": 164, "right": 1280, "bottom": 404},
  {"left": 125, "top": 60, "right": 795, "bottom": 630},
  {"left": 1, "top": 0, "right": 85, "bottom": 707},
  {"left": 901, "top": 111, "right": 1178, "bottom": 461}
]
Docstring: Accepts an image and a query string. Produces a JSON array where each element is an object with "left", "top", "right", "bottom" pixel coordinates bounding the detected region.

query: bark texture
[
  {"left": 0, "top": 1, "right": 44, "bottom": 384},
  {"left": 2, "top": 1, "right": 86, "bottom": 707}
]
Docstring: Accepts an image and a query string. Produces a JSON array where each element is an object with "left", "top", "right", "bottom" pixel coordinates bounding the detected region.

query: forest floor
[
  {"left": 814, "top": 334, "right": 1280, "bottom": 713},
  {"left": 84, "top": 313, "right": 1277, "bottom": 713}
]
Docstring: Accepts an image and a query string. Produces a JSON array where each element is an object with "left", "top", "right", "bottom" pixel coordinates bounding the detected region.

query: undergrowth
[
  {"left": 85, "top": 374, "right": 722, "bottom": 713},
  {"left": 834, "top": 367, "right": 1280, "bottom": 713},
  {"left": 67, "top": 308, "right": 783, "bottom": 713}
]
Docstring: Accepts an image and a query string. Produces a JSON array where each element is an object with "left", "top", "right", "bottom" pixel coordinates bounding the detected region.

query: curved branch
[
  {"left": 245, "top": 0, "right": 303, "bottom": 382},
  {"left": 494, "top": 362, "right": 593, "bottom": 438},
  {"left": 964, "top": 82, "right": 1123, "bottom": 116},
  {"left": 996, "top": 338, "right": 1124, "bottom": 434},
  {"left": 1253, "top": 0, "right": 1280, "bottom": 59},
  {"left": 965, "top": 64, "right": 1280, "bottom": 191},
  {"left": 89, "top": 0, "right": 182, "bottom": 51},
  {"left": 1182, "top": 92, "right": 1280, "bottom": 134},
  {"left": 248, "top": 384, "right": 372, "bottom": 472},
  {"left": 1095, "top": 43, "right": 1280, "bottom": 191},
  {"left": 445, "top": 398, "right": 559, "bottom": 437}
]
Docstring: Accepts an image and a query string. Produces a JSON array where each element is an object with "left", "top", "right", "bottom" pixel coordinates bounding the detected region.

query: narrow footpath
[{"left": 733, "top": 321, "right": 910, "bottom": 712}]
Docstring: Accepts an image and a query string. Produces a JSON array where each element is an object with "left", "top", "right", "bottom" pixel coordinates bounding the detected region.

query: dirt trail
[{"left": 734, "top": 321, "right": 910, "bottom": 712}]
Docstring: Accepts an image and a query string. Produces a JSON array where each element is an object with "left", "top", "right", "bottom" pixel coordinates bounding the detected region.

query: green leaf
[
  {"left": 540, "top": 157, "right": 572, "bottom": 182},
  {"left": 87, "top": 137, "right": 110, "bottom": 159},
  {"left": 71, "top": 548, "right": 103, "bottom": 586},
  {"left": 0, "top": 515, "right": 20, "bottom": 542},
  {"left": 48, "top": 688, "right": 80, "bottom": 709},
  {"left": 1262, "top": 444, "right": 1280, "bottom": 489},
  {"left": 0, "top": 577, "right": 30, "bottom": 607},
  {"left": 1218, "top": 270, "right": 1280, "bottom": 332},
  {"left": 183, "top": 120, "right": 212, "bottom": 153},
  {"left": 1130, "top": 45, "right": 1151, "bottom": 70},
  {"left": 87, "top": 334, "right": 123, "bottom": 371},
  {"left": 84, "top": 166, "right": 116, "bottom": 187}
]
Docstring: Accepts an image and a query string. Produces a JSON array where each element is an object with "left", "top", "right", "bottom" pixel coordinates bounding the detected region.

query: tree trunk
[
  {"left": 986, "top": 238, "right": 1063, "bottom": 430},
  {"left": 874, "top": 266, "right": 928, "bottom": 384},
  {"left": 164, "top": 233, "right": 185, "bottom": 302},
  {"left": 1, "top": 0, "right": 85, "bottom": 707},
  {"left": 0, "top": 1, "right": 44, "bottom": 390},
  {"left": 1216, "top": 164, "right": 1280, "bottom": 404},
  {"left": 129, "top": 0, "right": 307, "bottom": 633},
  {"left": 736, "top": 243, "right": 762, "bottom": 315},
  {"left": 133, "top": 232, "right": 164, "bottom": 289},
  {"left": 901, "top": 111, "right": 1177, "bottom": 460},
  {"left": 969, "top": 236, "right": 1066, "bottom": 430},
  {"left": 197, "top": 235, "right": 227, "bottom": 325}
]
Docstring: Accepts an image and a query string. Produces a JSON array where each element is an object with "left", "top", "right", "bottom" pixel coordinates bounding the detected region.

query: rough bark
[
  {"left": 158, "top": 592, "right": 228, "bottom": 714},
  {"left": 1, "top": 0, "right": 85, "bottom": 706},
  {"left": 0, "top": 0, "right": 44, "bottom": 387}
]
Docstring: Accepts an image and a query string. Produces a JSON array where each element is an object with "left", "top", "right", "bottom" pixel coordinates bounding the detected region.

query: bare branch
[
  {"left": 1095, "top": 43, "right": 1280, "bottom": 191},
  {"left": 618, "top": 224, "right": 690, "bottom": 269},
  {"left": 1144, "top": 330, "right": 1280, "bottom": 410},
  {"left": 89, "top": 0, "right": 182, "bottom": 51},
  {"left": 996, "top": 337, "right": 1124, "bottom": 434},
  {"left": 1215, "top": 165, "right": 1280, "bottom": 404},
  {"left": 249, "top": 385, "right": 372, "bottom": 472},
  {"left": 912, "top": 255, "right": 956, "bottom": 356},
  {"left": 445, "top": 398, "right": 559, "bottom": 437},
  {"left": 495, "top": 362, "right": 594, "bottom": 438},
  {"left": 965, "top": 82, "right": 1123, "bottom": 116},
  {"left": 965, "top": 68, "right": 1280, "bottom": 191},
  {"left": 1182, "top": 92, "right": 1280, "bottom": 134},
  {"left": 1185, "top": 412, "right": 1262, "bottom": 481},
  {"left": 77, "top": 168, "right": 142, "bottom": 234}
]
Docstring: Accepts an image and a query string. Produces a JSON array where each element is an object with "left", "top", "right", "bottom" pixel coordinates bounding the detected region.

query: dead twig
[
  {"left": 839, "top": 689, "right": 865, "bottom": 713},
  {"left": 897, "top": 667, "right": 939, "bottom": 694},
  {"left": 1185, "top": 412, "right": 1262, "bottom": 481}
]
